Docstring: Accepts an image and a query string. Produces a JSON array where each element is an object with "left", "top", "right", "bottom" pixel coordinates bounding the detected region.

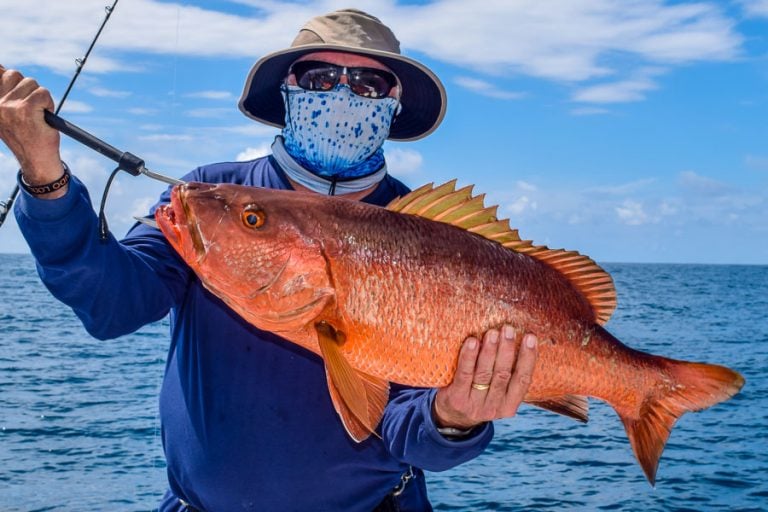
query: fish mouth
[
  {"left": 155, "top": 183, "right": 208, "bottom": 262},
  {"left": 155, "top": 202, "right": 182, "bottom": 248},
  {"left": 179, "top": 187, "right": 207, "bottom": 262}
]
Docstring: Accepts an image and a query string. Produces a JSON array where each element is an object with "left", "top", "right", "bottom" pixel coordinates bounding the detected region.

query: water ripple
[{"left": 1, "top": 257, "right": 766, "bottom": 510}]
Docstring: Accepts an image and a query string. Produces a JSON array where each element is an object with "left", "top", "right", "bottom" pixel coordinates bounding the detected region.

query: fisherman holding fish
[{"left": 0, "top": 9, "right": 542, "bottom": 511}]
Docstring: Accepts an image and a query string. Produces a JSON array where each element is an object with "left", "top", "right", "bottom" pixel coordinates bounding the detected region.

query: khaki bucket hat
[{"left": 238, "top": 9, "right": 447, "bottom": 141}]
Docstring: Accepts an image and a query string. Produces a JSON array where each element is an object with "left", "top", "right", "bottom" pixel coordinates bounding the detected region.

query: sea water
[{"left": 1, "top": 254, "right": 766, "bottom": 511}]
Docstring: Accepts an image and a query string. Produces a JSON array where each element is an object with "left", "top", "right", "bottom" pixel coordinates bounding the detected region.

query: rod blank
[{"left": 43, "top": 111, "right": 183, "bottom": 186}]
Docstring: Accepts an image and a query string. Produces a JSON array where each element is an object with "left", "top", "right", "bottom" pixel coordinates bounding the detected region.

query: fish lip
[
  {"left": 155, "top": 184, "right": 207, "bottom": 264},
  {"left": 155, "top": 196, "right": 182, "bottom": 247},
  {"left": 175, "top": 184, "right": 207, "bottom": 263}
]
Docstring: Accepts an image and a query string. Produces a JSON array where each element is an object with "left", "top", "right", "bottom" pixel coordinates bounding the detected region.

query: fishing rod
[
  {"left": 43, "top": 111, "right": 182, "bottom": 187},
  {"left": 44, "top": 109, "right": 183, "bottom": 239},
  {"left": 0, "top": 0, "right": 121, "bottom": 227},
  {"left": 0, "top": 0, "right": 181, "bottom": 231}
]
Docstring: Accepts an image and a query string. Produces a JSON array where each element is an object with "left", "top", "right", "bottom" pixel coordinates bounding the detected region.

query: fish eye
[{"left": 241, "top": 206, "right": 266, "bottom": 229}]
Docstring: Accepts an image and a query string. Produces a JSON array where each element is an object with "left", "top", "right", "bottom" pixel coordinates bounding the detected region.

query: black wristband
[{"left": 19, "top": 163, "right": 71, "bottom": 196}]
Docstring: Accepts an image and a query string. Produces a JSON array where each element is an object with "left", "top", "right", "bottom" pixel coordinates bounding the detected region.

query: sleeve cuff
[
  {"left": 422, "top": 388, "right": 493, "bottom": 447},
  {"left": 16, "top": 170, "right": 85, "bottom": 222}
]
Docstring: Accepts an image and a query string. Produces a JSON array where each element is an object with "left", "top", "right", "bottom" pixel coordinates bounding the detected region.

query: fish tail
[{"left": 620, "top": 359, "right": 744, "bottom": 485}]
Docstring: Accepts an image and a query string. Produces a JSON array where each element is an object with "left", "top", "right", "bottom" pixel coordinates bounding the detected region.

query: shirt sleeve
[
  {"left": 13, "top": 169, "right": 195, "bottom": 340},
  {"left": 380, "top": 386, "right": 493, "bottom": 472}
]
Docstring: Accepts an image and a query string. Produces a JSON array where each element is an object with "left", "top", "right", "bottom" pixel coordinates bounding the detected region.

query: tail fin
[{"left": 620, "top": 360, "right": 744, "bottom": 485}]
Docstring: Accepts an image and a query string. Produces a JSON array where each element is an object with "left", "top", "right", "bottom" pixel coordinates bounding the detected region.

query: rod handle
[{"left": 43, "top": 110, "right": 143, "bottom": 176}]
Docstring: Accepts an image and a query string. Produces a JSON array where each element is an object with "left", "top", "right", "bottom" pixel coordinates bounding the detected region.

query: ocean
[{"left": 1, "top": 254, "right": 766, "bottom": 511}]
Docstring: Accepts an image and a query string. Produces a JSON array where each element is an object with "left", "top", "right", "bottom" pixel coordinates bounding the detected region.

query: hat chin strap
[{"left": 271, "top": 136, "right": 387, "bottom": 196}]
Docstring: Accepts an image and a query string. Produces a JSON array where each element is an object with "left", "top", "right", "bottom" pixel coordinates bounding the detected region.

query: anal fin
[
  {"left": 316, "top": 321, "right": 390, "bottom": 442},
  {"left": 528, "top": 395, "right": 589, "bottom": 423}
]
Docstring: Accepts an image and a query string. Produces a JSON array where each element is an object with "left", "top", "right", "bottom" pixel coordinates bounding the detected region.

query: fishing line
[
  {"left": 0, "top": 0, "right": 120, "bottom": 229},
  {"left": 97, "top": 166, "right": 121, "bottom": 241}
]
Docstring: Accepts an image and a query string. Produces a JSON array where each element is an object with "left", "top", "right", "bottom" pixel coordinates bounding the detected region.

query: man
[{"left": 0, "top": 9, "right": 537, "bottom": 511}]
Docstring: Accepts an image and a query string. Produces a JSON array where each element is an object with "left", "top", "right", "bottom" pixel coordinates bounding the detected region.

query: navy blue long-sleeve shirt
[{"left": 14, "top": 156, "right": 494, "bottom": 511}]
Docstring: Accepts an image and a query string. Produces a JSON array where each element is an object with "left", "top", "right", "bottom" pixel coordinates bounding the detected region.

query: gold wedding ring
[{"left": 471, "top": 382, "right": 490, "bottom": 391}]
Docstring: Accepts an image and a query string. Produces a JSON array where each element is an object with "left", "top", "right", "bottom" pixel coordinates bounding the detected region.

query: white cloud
[
  {"left": 139, "top": 134, "right": 195, "bottom": 142},
  {"left": 0, "top": 0, "right": 742, "bottom": 107},
  {"left": 60, "top": 149, "right": 119, "bottom": 197},
  {"left": 131, "top": 196, "right": 157, "bottom": 218},
  {"left": 221, "top": 124, "right": 280, "bottom": 137},
  {"left": 0, "top": 0, "right": 303, "bottom": 74},
  {"left": 59, "top": 100, "right": 93, "bottom": 114},
  {"left": 128, "top": 108, "right": 158, "bottom": 116},
  {"left": 572, "top": 68, "right": 663, "bottom": 104},
  {"left": 740, "top": 0, "right": 768, "bottom": 18},
  {"left": 236, "top": 143, "right": 271, "bottom": 161},
  {"left": 588, "top": 178, "right": 657, "bottom": 195},
  {"left": 500, "top": 180, "right": 544, "bottom": 217},
  {"left": 515, "top": 180, "right": 537, "bottom": 192},
  {"left": 678, "top": 170, "right": 730, "bottom": 195},
  {"left": 385, "top": 147, "right": 423, "bottom": 175},
  {"left": 185, "top": 108, "right": 231, "bottom": 119},
  {"left": 89, "top": 87, "right": 132, "bottom": 98},
  {"left": 394, "top": 0, "right": 740, "bottom": 82},
  {"left": 659, "top": 201, "right": 677, "bottom": 216},
  {"left": 453, "top": 77, "right": 525, "bottom": 100},
  {"left": 570, "top": 107, "right": 611, "bottom": 116},
  {"left": 184, "top": 90, "right": 235, "bottom": 100},
  {"left": 615, "top": 199, "right": 650, "bottom": 225},
  {"left": 508, "top": 195, "right": 537, "bottom": 215}
]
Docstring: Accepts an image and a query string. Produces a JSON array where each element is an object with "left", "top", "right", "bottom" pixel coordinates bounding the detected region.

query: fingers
[
  {"left": 483, "top": 325, "right": 519, "bottom": 409},
  {"left": 0, "top": 69, "right": 52, "bottom": 110},
  {"left": 2, "top": 77, "right": 50, "bottom": 111},
  {"left": 0, "top": 68, "right": 25, "bottom": 97},
  {"left": 501, "top": 333, "right": 538, "bottom": 416},
  {"left": 473, "top": 325, "right": 537, "bottom": 419},
  {"left": 450, "top": 336, "right": 480, "bottom": 398},
  {"left": 26, "top": 83, "right": 55, "bottom": 111},
  {"left": 471, "top": 328, "right": 500, "bottom": 389},
  {"left": 434, "top": 325, "right": 539, "bottom": 431},
  {"left": 0, "top": 67, "right": 61, "bottom": 179}
]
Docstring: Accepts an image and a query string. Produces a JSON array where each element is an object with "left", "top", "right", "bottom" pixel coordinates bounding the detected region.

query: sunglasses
[{"left": 289, "top": 60, "right": 398, "bottom": 99}]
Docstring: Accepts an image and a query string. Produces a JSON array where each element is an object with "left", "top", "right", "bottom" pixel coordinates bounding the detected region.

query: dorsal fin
[{"left": 387, "top": 181, "right": 617, "bottom": 324}]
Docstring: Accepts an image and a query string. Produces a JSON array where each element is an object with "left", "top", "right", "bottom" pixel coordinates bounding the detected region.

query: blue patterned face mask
[{"left": 280, "top": 84, "right": 399, "bottom": 179}]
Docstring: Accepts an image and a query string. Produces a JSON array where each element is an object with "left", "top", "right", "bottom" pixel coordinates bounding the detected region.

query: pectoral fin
[{"left": 315, "top": 321, "right": 390, "bottom": 442}]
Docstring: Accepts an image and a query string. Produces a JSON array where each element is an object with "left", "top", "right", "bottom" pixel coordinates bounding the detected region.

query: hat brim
[{"left": 238, "top": 45, "right": 447, "bottom": 142}]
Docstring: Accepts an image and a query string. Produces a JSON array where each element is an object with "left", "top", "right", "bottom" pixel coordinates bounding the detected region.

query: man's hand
[
  {"left": 433, "top": 325, "right": 538, "bottom": 430},
  {"left": 0, "top": 65, "right": 64, "bottom": 197}
]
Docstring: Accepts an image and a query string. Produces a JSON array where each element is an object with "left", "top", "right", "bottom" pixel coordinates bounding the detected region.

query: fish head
[{"left": 156, "top": 182, "right": 335, "bottom": 331}]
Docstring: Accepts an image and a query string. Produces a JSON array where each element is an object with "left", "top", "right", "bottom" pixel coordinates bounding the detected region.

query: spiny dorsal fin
[{"left": 387, "top": 181, "right": 617, "bottom": 324}]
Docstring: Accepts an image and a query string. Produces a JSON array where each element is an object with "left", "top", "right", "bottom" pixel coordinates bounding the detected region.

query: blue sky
[{"left": 0, "top": 0, "right": 766, "bottom": 263}]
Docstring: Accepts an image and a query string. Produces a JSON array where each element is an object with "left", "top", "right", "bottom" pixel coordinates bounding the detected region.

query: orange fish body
[{"left": 156, "top": 181, "right": 743, "bottom": 484}]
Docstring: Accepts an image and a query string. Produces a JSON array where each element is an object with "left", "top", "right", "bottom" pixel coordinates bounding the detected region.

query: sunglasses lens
[
  {"left": 293, "top": 62, "right": 339, "bottom": 91},
  {"left": 349, "top": 69, "right": 397, "bottom": 99},
  {"left": 291, "top": 61, "right": 397, "bottom": 98}
]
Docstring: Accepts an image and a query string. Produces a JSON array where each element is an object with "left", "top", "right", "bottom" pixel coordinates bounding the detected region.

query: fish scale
[{"left": 156, "top": 180, "right": 744, "bottom": 485}]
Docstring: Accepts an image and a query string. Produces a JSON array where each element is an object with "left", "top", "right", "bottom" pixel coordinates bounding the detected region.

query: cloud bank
[{"left": 0, "top": 0, "right": 742, "bottom": 105}]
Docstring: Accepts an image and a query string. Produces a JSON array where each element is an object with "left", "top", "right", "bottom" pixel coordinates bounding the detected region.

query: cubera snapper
[{"left": 155, "top": 180, "right": 744, "bottom": 484}]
